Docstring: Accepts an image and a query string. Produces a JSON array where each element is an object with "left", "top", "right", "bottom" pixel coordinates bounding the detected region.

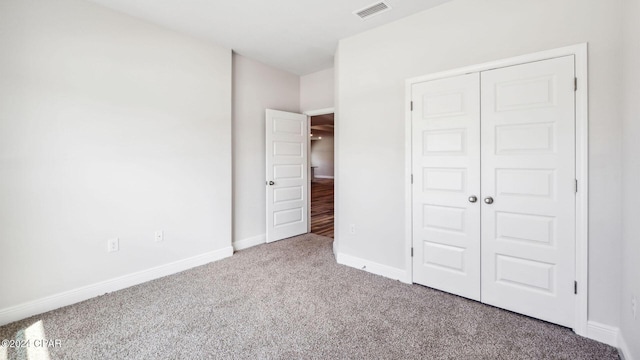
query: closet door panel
[
  {"left": 480, "top": 56, "right": 576, "bottom": 327},
  {"left": 412, "top": 73, "right": 481, "bottom": 301}
]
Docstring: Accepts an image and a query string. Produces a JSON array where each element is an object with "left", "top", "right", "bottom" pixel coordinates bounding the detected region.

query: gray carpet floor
[{"left": 0, "top": 234, "right": 619, "bottom": 359}]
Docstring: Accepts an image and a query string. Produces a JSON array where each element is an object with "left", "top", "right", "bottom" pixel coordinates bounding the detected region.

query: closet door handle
[
  {"left": 483, "top": 196, "right": 494, "bottom": 205},
  {"left": 468, "top": 195, "right": 478, "bottom": 203}
]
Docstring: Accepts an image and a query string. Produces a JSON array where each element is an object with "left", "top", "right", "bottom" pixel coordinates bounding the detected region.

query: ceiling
[
  {"left": 86, "top": 0, "right": 451, "bottom": 75},
  {"left": 311, "top": 114, "right": 334, "bottom": 135},
  {"left": 311, "top": 114, "right": 334, "bottom": 126}
]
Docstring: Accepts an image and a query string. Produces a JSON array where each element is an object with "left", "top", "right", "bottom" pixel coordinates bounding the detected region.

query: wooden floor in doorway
[{"left": 311, "top": 178, "right": 334, "bottom": 238}]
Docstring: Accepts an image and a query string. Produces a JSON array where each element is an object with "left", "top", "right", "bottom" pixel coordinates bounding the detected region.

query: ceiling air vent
[{"left": 354, "top": 2, "right": 391, "bottom": 20}]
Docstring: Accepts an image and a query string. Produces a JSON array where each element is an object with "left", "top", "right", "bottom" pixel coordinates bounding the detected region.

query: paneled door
[
  {"left": 411, "top": 73, "right": 481, "bottom": 301},
  {"left": 480, "top": 56, "right": 576, "bottom": 327},
  {"left": 265, "top": 109, "right": 309, "bottom": 243},
  {"left": 411, "top": 55, "right": 577, "bottom": 327}
]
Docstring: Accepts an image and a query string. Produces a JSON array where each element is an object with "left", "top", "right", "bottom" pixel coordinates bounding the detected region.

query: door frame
[
  {"left": 404, "top": 43, "right": 589, "bottom": 336},
  {"left": 304, "top": 107, "right": 335, "bottom": 235}
]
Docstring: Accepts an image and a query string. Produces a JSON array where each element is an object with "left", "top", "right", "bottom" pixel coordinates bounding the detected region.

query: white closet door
[
  {"left": 480, "top": 56, "right": 576, "bottom": 327},
  {"left": 412, "top": 73, "right": 481, "bottom": 301}
]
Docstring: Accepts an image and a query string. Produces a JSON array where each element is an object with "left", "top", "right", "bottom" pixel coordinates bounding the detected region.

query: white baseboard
[
  {"left": 586, "top": 321, "right": 619, "bottom": 347},
  {"left": 336, "top": 252, "right": 407, "bottom": 282},
  {"left": 584, "top": 322, "right": 636, "bottom": 360},
  {"left": 0, "top": 246, "right": 233, "bottom": 326},
  {"left": 314, "top": 175, "right": 334, "bottom": 179},
  {"left": 233, "top": 234, "right": 266, "bottom": 251},
  {"left": 585, "top": 321, "right": 637, "bottom": 360},
  {"left": 618, "top": 331, "right": 634, "bottom": 360}
]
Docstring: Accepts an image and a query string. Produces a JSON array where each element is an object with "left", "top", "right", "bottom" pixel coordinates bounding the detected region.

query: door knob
[
  {"left": 484, "top": 196, "right": 494, "bottom": 204},
  {"left": 267, "top": 181, "right": 275, "bottom": 186},
  {"left": 468, "top": 195, "right": 478, "bottom": 203}
]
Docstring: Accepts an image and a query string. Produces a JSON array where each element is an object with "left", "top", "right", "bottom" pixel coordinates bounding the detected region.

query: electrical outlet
[
  {"left": 632, "top": 296, "right": 637, "bottom": 320},
  {"left": 107, "top": 238, "right": 119, "bottom": 253},
  {"left": 349, "top": 224, "right": 356, "bottom": 235},
  {"left": 155, "top": 230, "right": 164, "bottom": 242}
]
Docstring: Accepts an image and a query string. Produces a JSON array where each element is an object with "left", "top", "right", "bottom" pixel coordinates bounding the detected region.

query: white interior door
[
  {"left": 412, "top": 73, "right": 481, "bottom": 301},
  {"left": 480, "top": 56, "right": 576, "bottom": 327},
  {"left": 266, "top": 109, "right": 309, "bottom": 243}
]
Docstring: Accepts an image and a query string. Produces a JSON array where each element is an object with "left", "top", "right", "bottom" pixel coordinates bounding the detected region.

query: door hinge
[
  {"left": 574, "top": 281, "right": 578, "bottom": 294},
  {"left": 410, "top": 101, "right": 413, "bottom": 111},
  {"left": 575, "top": 179, "right": 578, "bottom": 193},
  {"left": 411, "top": 247, "right": 414, "bottom": 257},
  {"left": 411, "top": 174, "right": 414, "bottom": 184},
  {"left": 574, "top": 77, "right": 578, "bottom": 91}
]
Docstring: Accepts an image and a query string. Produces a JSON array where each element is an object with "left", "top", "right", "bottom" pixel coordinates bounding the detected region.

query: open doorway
[{"left": 309, "top": 113, "right": 334, "bottom": 238}]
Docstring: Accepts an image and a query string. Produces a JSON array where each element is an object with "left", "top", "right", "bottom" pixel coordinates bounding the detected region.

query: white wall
[
  {"left": 232, "top": 54, "right": 299, "bottom": 247},
  {"left": 0, "top": 0, "right": 232, "bottom": 312},
  {"left": 336, "top": 0, "right": 623, "bottom": 329},
  {"left": 310, "top": 134, "right": 334, "bottom": 178},
  {"left": 300, "top": 68, "right": 334, "bottom": 112},
  {"left": 620, "top": 0, "right": 640, "bottom": 356}
]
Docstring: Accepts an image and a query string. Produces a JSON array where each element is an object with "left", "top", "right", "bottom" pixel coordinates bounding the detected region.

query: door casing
[{"left": 404, "top": 43, "right": 589, "bottom": 336}]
